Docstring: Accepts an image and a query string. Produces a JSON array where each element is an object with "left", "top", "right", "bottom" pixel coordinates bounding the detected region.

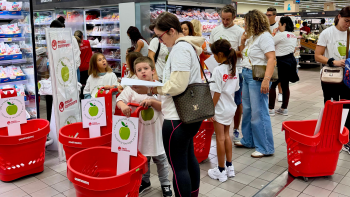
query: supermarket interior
[{"left": 0, "top": 0, "right": 350, "bottom": 197}]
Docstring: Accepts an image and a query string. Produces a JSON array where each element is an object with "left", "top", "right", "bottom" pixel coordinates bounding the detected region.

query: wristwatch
[
  {"left": 147, "top": 87, "right": 153, "bottom": 96},
  {"left": 327, "top": 58, "right": 335, "bottom": 67}
]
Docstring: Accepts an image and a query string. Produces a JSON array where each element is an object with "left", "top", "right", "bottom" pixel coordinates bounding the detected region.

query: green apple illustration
[
  {"left": 141, "top": 107, "right": 154, "bottom": 121},
  {"left": 119, "top": 121, "right": 130, "bottom": 140},
  {"left": 338, "top": 42, "right": 347, "bottom": 56},
  {"left": 67, "top": 121, "right": 71, "bottom": 125},
  {"left": 38, "top": 82, "right": 41, "bottom": 90},
  {"left": 6, "top": 102, "right": 18, "bottom": 115},
  {"left": 89, "top": 103, "right": 98, "bottom": 116},
  {"left": 61, "top": 61, "right": 69, "bottom": 82}
]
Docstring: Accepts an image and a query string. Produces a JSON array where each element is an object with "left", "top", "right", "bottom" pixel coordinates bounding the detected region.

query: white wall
[
  {"left": 237, "top": 3, "right": 284, "bottom": 15},
  {"left": 120, "top": 2, "right": 136, "bottom": 64}
]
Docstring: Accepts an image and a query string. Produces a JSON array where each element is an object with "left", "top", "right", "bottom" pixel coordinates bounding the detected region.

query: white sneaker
[
  {"left": 276, "top": 108, "right": 288, "bottom": 116},
  {"left": 278, "top": 93, "right": 283, "bottom": 102},
  {"left": 251, "top": 151, "right": 265, "bottom": 158},
  {"left": 226, "top": 165, "right": 235, "bottom": 178},
  {"left": 269, "top": 109, "right": 275, "bottom": 116},
  {"left": 208, "top": 167, "right": 228, "bottom": 182}
]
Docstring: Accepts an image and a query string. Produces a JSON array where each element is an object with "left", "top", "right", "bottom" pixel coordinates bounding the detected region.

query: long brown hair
[
  {"left": 210, "top": 39, "right": 237, "bottom": 77},
  {"left": 126, "top": 52, "right": 143, "bottom": 76},
  {"left": 88, "top": 53, "right": 112, "bottom": 78},
  {"left": 153, "top": 12, "right": 182, "bottom": 33},
  {"left": 74, "top": 30, "right": 83, "bottom": 45},
  {"left": 335, "top": 6, "right": 350, "bottom": 26},
  {"left": 181, "top": 21, "right": 195, "bottom": 36},
  {"left": 244, "top": 9, "right": 271, "bottom": 38}
]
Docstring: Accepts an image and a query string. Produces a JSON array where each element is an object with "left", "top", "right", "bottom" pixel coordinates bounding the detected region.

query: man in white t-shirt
[{"left": 209, "top": 4, "right": 244, "bottom": 142}]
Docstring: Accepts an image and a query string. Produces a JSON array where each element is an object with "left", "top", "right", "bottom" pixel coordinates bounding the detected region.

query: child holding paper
[
  {"left": 208, "top": 39, "right": 240, "bottom": 182},
  {"left": 116, "top": 56, "right": 172, "bottom": 197},
  {"left": 117, "top": 52, "right": 143, "bottom": 93}
]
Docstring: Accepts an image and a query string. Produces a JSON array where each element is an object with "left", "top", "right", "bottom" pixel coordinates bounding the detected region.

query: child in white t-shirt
[
  {"left": 208, "top": 39, "right": 240, "bottom": 183},
  {"left": 116, "top": 56, "right": 172, "bottom": 197},
  {"left": 117, "top": 52, "right": 143, "bottom": 93}
]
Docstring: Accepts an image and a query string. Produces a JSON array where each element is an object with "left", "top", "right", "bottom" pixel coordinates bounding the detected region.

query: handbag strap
[
  {"left": 154, "top": 38, "right": 161, "bottom": 63},
  {"left": 347, "top": 28, "right": 350, "bottom": 59}
]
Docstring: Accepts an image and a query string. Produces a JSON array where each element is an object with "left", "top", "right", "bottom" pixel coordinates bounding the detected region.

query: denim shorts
[{"left": 234, "top": 73, "right": 243, "bottom": 106}]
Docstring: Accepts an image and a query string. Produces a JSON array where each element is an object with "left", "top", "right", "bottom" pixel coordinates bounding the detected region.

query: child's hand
[
  {"left": 209, "top": 117, "right": 215, "bottom": 122},
  {"left": 104, "top": 85, "right": 115, "bottom": 90},
  {"left": 140, "top": 99, "right": 152, "bottom": 108},
  {"left": 121, "top": 105, "right": 131, "bottom": 117}
]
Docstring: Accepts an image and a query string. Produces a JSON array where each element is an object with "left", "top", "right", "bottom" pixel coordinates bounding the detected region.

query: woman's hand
[
  {"left": 121, "top": 105, "right": 131, "bottom": 117},
  {"left": 261, "top": 79, "right": 270, "bottom": 94},
  {"left": 131, "top": 86, "right": 149, "bottom": 94},
  {"left": 140, "top": 99, "right": 152, "bottom": 108},
  {"left": 273, "top": 28, "right": 278, "bottom": 35},
  {"left": 334, "top": 60, "right": 346, "bottom": 67},
  {"left": 241, "top": 32, "right": 247, "bottom": 44}
]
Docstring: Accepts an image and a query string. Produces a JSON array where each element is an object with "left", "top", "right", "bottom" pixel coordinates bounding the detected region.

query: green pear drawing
[{"left": 61, "top": 61, "right": 69, "bottom": 82}]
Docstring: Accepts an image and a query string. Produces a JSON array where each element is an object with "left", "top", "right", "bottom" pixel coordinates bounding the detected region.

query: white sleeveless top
[{"left": 139, "top": 39, "right": 149, "bottom": 56}]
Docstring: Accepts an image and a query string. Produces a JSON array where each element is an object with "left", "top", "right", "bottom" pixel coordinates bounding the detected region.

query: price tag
[{"left": 7, "top": 38, "right": 12, "bottom": 42}]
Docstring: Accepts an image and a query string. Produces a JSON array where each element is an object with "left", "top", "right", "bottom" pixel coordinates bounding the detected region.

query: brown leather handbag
[{"left": 172, "top": 41, "right": 215, "bottom": 124}]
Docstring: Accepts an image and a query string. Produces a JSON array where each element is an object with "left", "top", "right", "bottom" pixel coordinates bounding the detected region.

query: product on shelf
[
  {"left": 0, "top": 66, "right": 9, "bottom": 82},
  {"left": 0, "top": 23, "right": 21, "bottom": 37},
  {"left": 14, "top": 83, "right": 26, "bottom": 98},
  {"left": 4, "top": 65, "right": 25, "bottom": 81}
]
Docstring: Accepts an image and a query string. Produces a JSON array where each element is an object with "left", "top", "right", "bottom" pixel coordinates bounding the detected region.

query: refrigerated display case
[
  {"left": 0, "top": 0, "right": 39, "bottom": 119},
  {"left": 34, "top": 10, "right": 54, "bottom": 48},
  {"left": 55, "top": 8, "right": 84, "bottom": 35}
]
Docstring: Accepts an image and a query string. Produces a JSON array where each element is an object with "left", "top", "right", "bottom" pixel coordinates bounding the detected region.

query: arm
[
  {"left": 134, "top": 40, "right": 144, "bottom": 52},
  {"left": 117, "top": 101, "right": 131, "bottom": 117},
  {"left": 239, "top": 32, "right": 247, "bottom": 52},
  {"left": 140, "top": 99, "right": 162, "bottom": 111},
  {"left": 261, "top": 51, "right": 276, "bottom": 94},
  {"left": 315, "top": 45, "right": 345, "bottom": 67},
  {"left": 212, "top": 92, "right": 220, "bottom": 107}
]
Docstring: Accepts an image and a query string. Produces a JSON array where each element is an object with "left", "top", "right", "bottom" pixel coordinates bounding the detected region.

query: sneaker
[
  {"left": 161, "top": 185, "right": 173, "bottom": 197},
  {"left": 233, "top": 129, "right": 240, "bottom": 142},
  {"left": 343, "top": 144, "right": 350, "bottom": 155},
  {"left": 269, "top": 109, "right": 275, "bottom": 116},
  {"left": 278, "top": 93, "right": 283, "bottom": 102},
  {"left": 234, "top": 141, "right": 244, "bottom": 147},
  {"left": 276, "top": 108, "right": 288, "bottom": 116},
  {"left": 139, "top": 180, "right": 151, "bottom": 194},
  {"left": 226, "top": 165, "right": 235, "bottom": 178},
  {"left": 208, "top": 167, "right": 228, "bottom": 182},
  {"left": 251, "top": 151, "right": 265, "bottom": 158}
]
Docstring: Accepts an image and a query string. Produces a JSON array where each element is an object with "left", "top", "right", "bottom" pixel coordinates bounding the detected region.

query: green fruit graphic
[
  {"left": 119, "top": 121, "right": 130, "bottom": 140},
  {"left": 165, "top": 54, "right": 169, "bottom": 62},
  {"left": 6, "top": 102, "right": 18, "bottom": 115},
  {"left": 67, "top": 121, "right": 71, "bottom": 125},
  {"left": 141, "top": 107, "right": 154, "bottom": 121},
  {"left": 338, "top": 46, "right": 347, "bottom": 56},
  {"left": 88, "top": 103, "right": 98, "bottom": 116},
  {"left": 38, "top": 82, "right": 41, "bottom": 90},
  {"left": 244, "top": 49, "right": 248, "bottom": 57},
  {"left": 61, "top": 61, "right": 69, "bottom": 82}
]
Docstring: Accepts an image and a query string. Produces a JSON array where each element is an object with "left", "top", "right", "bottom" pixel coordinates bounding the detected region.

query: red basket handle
[
  {"left": 127, "top": 103, "right": 147, "bottom": 117},
  {"left": 340, "top": 126, "right": 350, "bottom": 144},
  {"left": 97, "top": 87, "right": 119, "bottom": 97},
  {"left": 326, "top": 100, "right": 350, "bottom": 106},
  {"left": 0, "top": 88, "right": 17, "bottom": 98}
]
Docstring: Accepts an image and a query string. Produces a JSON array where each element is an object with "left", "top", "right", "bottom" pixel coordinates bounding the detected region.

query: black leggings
[
  {"left": 162, "top": 120, "right": 202, "bottom": 197},
  {"left": 269, "top": 79, "right": 290, "bottom": 109}
]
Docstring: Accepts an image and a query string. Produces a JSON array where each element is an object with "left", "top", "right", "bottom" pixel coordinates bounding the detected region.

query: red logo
[
  {"left": 287, "top": 34, "right": 290, "bottom": 38},
  {"left": 118, "top": 146, "right": 121, "bottom": 151},
  {"left": 59, "top": 102, "right": 64, "bottom": 112},
  {"left": 52, "top": 40, "right": 57, "bottom": 50},
  {"left": 223, "top": 74, "right": 229, "bottom": 82},
  {"left": 7, "top": 121, "right": 10, "bottom": 125},
  {"left": 89, "top": 122, "right": 92, "bottom": 126}
]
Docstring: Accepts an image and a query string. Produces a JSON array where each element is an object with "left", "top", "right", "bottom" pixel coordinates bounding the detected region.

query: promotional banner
[
  {"left": 46, "top": 28, "right": 81, "bottom": 161},
  {"left": 81, "top": 97, "right": 107, "bottom": 138},
  {"left": 0, "top": 96, "right": 26, "bottom": 136}
]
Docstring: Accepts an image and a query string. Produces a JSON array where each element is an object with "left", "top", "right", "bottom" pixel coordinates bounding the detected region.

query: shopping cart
[
  {"left": 0, "top": 88, "right": 50, "bottom": 181},
  {"left": 59, "top": 87, "right": 118, "bottom": 160},
  {"left": 193, "top": 120, "right": 214, "bottom": 163},
  {"left": 282, "top": 100, "right": 350, "bottom": 181}
]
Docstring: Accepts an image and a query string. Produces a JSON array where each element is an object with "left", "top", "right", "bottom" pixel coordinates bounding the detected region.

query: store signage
[
  {"left": 81, "top": 97, "right": 107, "bottom": 138},
  {"left": 0, "top": 96, "right": 26, "bottom": 136},
  {"left": 112, "top": 115, "right": 139, "bottom": 175}
]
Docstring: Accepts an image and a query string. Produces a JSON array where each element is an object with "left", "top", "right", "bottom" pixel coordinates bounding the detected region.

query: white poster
[
  {"left": 0, "top": 96, "right": 26, "bottom": 136},
  {"left": 46, "top": 28, "right": 81, "bottom": 161}
]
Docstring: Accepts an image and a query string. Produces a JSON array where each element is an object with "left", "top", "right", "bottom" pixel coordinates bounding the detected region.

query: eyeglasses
[
  {"left": 266, "top": 14, "right": 273, "bottom": 17},
  {"left": 158, "top": 30, "right": 169, "bottom": 42}
]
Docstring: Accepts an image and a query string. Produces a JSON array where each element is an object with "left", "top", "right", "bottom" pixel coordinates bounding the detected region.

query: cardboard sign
[
  {"left": 121, "top": 78, "right": 164, "bottom": 87},
  {"left": 81, "top": 97, "right": 107, "bottom": 138},
  {"left": 112, "top": 115, "right": 139, "bottom": 175},
  {"left": 0, "top": 96, "right": 27, "bottom": 136}
]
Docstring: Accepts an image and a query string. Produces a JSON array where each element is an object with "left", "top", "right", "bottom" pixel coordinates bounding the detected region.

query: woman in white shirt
[
  {"left": 269, "top": 16, "right": 299, "bottom": 116},
  {"left": 315, "top": 6, "right": 350, "bottom": 153},
  {"left": 234, "top": 10, "right": 275, "bottom": 158},
  {"left": 127, "top": 26, "right": 149, "bottom": 56}
]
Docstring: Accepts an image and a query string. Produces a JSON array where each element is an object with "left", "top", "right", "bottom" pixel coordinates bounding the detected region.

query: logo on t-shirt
[
  {"left": 334, "top": 40, "right": 347, "bottom": 59},
  {"left": 223, "top": 74, "right": 235, "bottom": 82}
]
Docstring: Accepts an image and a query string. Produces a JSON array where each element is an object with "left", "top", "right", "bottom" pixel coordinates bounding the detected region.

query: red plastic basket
[
  {"left": 0, "top": 119, "right": 50, "bottom": 181},
  {"left": 67, "top": 146, "right": 148, "bottom": 197},
  {"left": 193, "top": 120, "right": 214, "bottom": 163}
]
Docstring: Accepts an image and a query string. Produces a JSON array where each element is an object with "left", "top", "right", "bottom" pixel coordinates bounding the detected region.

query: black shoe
[
  {"left": 161, "top": 185, "right": 173, "bottom": 197},
  {"left": 139, "top": 181, "right": 151, "bottom": 194}
]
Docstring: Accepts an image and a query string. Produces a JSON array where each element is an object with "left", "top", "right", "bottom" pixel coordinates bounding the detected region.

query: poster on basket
[
  {"left": 0, "top": 96, "right": 26, "bottom": 136},
  {"left": 46, "top": 28, "right": 81, "bottom": 160},
  {"left": 81, "top": 97, "right": 107, "bottom": 138}
]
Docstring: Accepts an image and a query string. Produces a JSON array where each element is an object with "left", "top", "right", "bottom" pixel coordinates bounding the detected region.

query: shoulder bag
[{"left": 171, "top": 41, "right": 215, "bottom": 124}]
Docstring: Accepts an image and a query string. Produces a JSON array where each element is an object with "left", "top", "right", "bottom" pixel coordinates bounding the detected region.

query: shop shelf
[
  {"left": 0, "top": 37, "right": 25, "bottom": 42},
  {"left": 106, "top": 58, "right": 121, "bottom": 61},
  {"left": 0, "top": 59, "right": 28, "bottom": 65},
  {"left": 91, "top": 44, "right": 120, "bottom": 49},
  {"left": 0, "top": 15, "right": 24, "bottom": 20},
  {"left": 179, "top": 19, "right": 220, "bottom": 23},
  {"left": 202, "top": 32, "right": 211, "bottom": 36},
  {"left": 0, "top": 79, "right": 28, "bottom": 85},
  {"left": 87, "top": 33, "right": 120, "bottom": 37},
  {"left": 35, "top": 22, "right": 52, "bottom": 25},
  {"left": 86, "top": 20, "right": 120, "bottom": 25}
]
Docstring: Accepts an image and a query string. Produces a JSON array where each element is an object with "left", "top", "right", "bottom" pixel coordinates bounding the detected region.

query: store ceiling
[{"left": 236, "top": 0, "right": 350, "bottom": 11}]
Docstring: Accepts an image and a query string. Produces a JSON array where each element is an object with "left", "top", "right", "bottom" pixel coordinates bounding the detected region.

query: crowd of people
[{"left": 47, "top": 5, "right": 350, "bottom": 197}]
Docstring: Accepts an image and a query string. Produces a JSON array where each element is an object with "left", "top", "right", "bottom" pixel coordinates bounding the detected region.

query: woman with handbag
[
  {"left": 269, "top": 17, "right": 299, "bottom": 116},
  {"left": 132, "top": 12, "right": 208, "bottom": 197},
  {"left": 315, "top": 6, "right": 350, "bottom": 153},
  {"left": 234, "top": 10, "right": 275, "bottom": 158}
]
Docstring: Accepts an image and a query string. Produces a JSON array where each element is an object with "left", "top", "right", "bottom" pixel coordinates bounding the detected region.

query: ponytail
[
  {"left": 226, "top": 49, "right": 237, "bottom": 77},
  {"left": 210, "top": 39, "right": 238, "bottom": 77},
  {"left": 74, "top": 30, "right": 83, "bottom": 46}
]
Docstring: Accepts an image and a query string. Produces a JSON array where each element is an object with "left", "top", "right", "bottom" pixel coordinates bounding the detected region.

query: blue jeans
[
  {"left": 240, "top": 68, "right": 275, "bottom": 155},
  {"left": 77, "top": 68, "right": 80, "bottom": 82},
  {"left": 234, "top": 73, "right": 243, "bottom": 106}
]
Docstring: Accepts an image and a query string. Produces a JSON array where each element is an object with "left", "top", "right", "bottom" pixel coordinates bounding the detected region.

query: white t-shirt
[
  {"left": 149, "top": 38, "right": 169, "bottom": 80},
  {"left": 116, "top": 86, "right": 165, "bottom": 157},
  {"left": 210, "top": 64, "right": 239, "bottom": 125},
  {"left": 209, "top": 24, "right": 245, "bottom": 72},
  {"left": 139, "top": 39, "right": 149, "bottom": 56},
  {"left": 162, "top": 41, "right": 202, "bottom": 120},
  {"left": 274, "top": 31, "right": 297, "bottom": 57},
  {"left": 317, "top": 26, "right": 349, "bottom": 60},
  {"left": 270, "top": 22, "right": 279, "bottom": 32},
  {"left": 247, "top": 32, "right": 275, "bottom": 66},
  {"left": 241, "top": 40, "right": 251, "bottom": 69},
  {"left": 72, "top": 36, "right": 81, "bottom": 69},
  {"left": 83, "top": 72, "right": 119, "bottom": 113}
]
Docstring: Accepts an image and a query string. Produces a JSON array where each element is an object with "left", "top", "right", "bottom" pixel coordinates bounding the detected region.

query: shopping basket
[
  {"left": 282, "top": 100, "right": 350, "bottom": 181},
  {"left": 59, "top": 87, "right": 118, "bottom": 161},
  {"left": 193, "top": 120, "right": 214, "bottom": 163},
  {"left": 0, "top": 89, "right": 50, "bottom": 181}
]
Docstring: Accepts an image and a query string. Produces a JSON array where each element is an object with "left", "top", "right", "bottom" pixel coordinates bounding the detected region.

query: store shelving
[{"left": 34, "top": 11, "right": 54, "bottom": 48}]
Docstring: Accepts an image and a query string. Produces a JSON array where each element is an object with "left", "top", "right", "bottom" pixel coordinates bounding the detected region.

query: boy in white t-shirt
[{"left": 116, "top": 57, "right": 172, "bottom": 197}]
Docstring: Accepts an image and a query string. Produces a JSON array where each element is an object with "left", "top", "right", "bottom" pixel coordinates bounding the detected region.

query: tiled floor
[{"left": 1, "top": 66, "right": 350, "bottom": 197}]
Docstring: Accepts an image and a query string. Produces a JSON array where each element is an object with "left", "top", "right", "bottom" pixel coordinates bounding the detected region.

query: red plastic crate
[
  {"left": 67, "top": 146, "right": 148, "bottom": 197},
  {"left": 0, "top": 119, "right": 50, "bottom": 181},
  {"left": 193, "top": 120, "right": 214, "bottom": 163}
]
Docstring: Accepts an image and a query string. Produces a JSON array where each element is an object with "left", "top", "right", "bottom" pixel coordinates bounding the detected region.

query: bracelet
[
  {"left": 327, "top": 58, "right": 335, "bottom": 67},
  {"left": 264, "top": 76, "right": 272, "bottom": 79}
]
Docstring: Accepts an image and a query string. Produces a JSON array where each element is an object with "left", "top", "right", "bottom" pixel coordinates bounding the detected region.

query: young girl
[
  {"left": 117, "top": 52, "right": 142, "bottom": 93},
  {"left": 83, "top": 53, "right": 119, "bottom": 112},
  {"left": 208, "top": 39, "right": 240, "bottom": 182},
  {"left": 116, "top": 56, "right": 172, "bottom": 197}
]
